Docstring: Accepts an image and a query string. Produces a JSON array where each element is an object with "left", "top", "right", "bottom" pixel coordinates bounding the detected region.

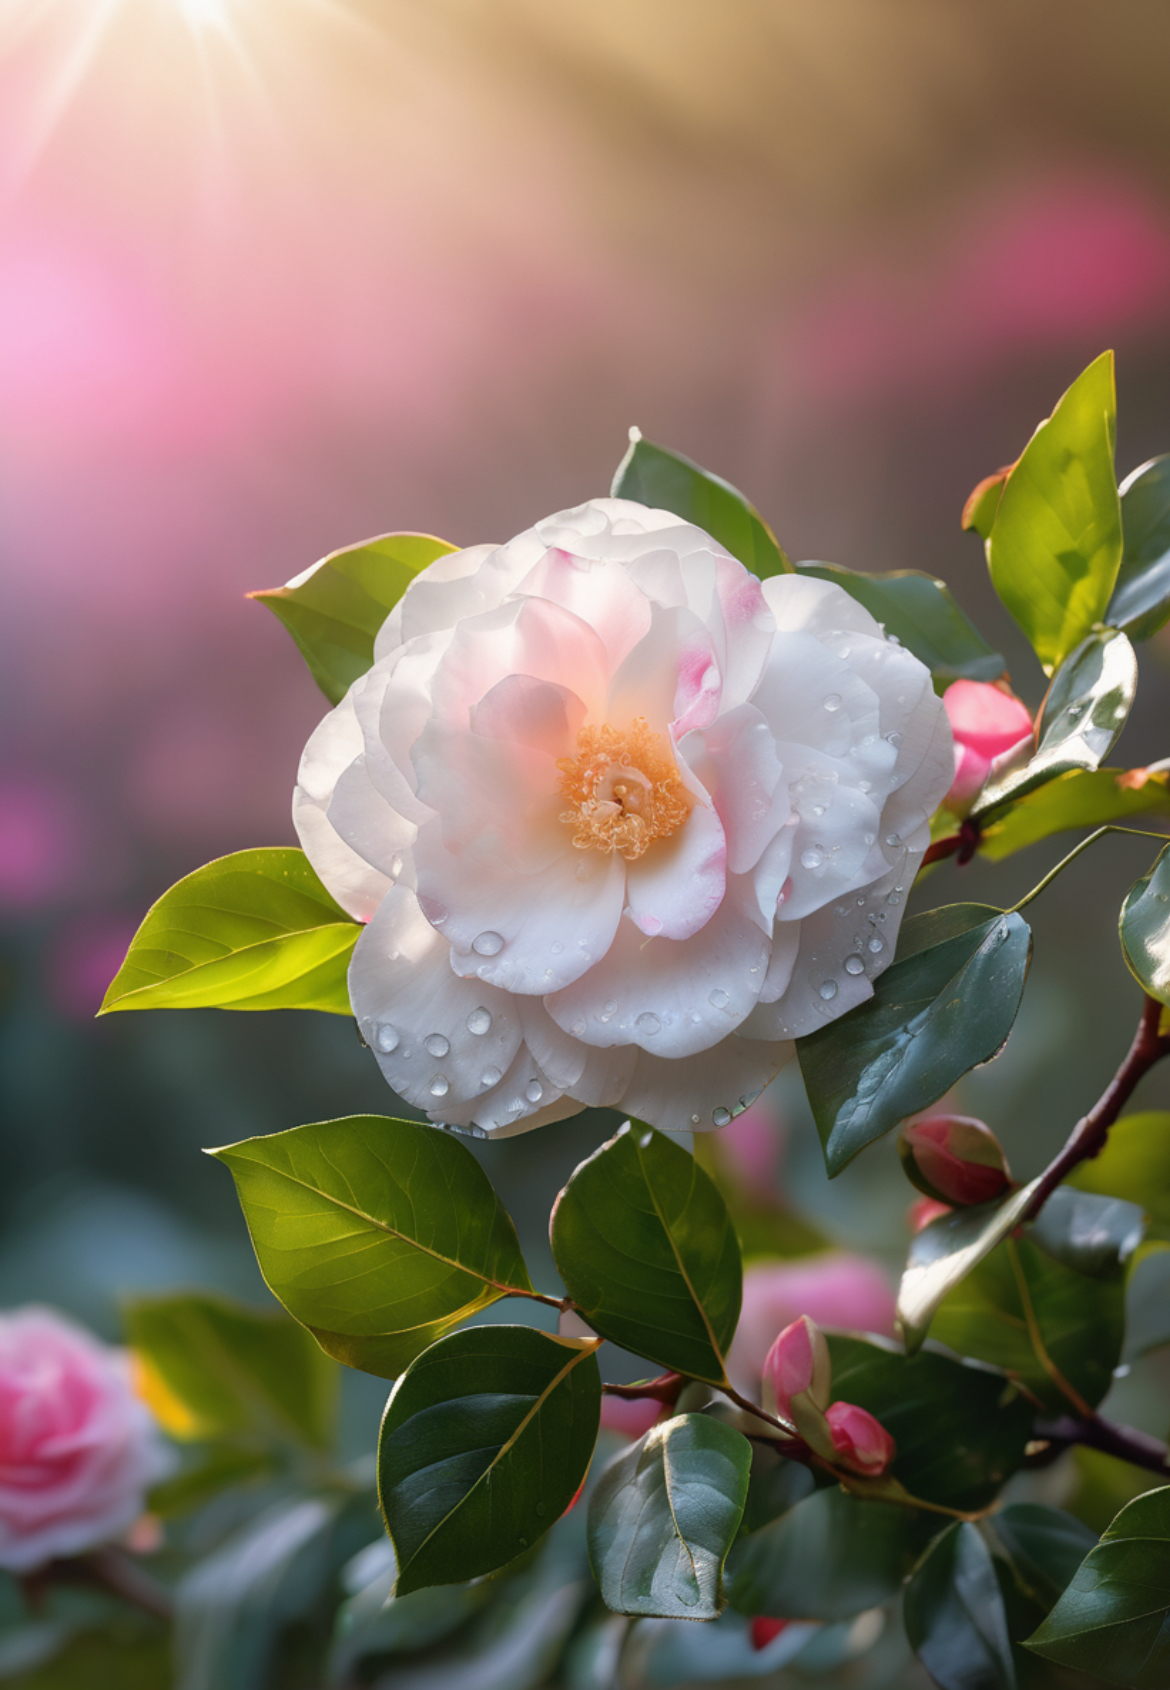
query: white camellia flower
[{"left": 295, "top": 499, "right": 954, "bottom": 1136}]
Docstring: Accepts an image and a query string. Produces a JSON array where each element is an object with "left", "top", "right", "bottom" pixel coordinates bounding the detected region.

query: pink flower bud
[
  {"left": 0, "top": 1308, "right": 166, "bottom": 1572},
  {"left": 750, "top": 1617, "right": 789, "bottom": 1650},
  {"left": 899, "top": 1115, "right": 1012, "bottom": 1206},
  {"left": 941, "top": 681, "right": 1032, "bottom": 815},
  {"left": 762, "top": 1315, "right": 832, "bottom": 1419},
  {"left": 908, "top": 1196, "right": 953, "bottom": 1233},
  {"left": 825, "top": 1400, "right": 896, "bottom": 1476}
]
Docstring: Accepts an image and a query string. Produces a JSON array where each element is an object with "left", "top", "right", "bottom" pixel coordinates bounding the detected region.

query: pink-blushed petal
[
  {"left": 623, "top": 765, "right": 727, "bottom": 942},
  {"left": 470, "top": 674, "right": 587, "bottom": 759},
  {"left": 514, "top": 547, "right": 653, "bottom": 672},
  {"left": 349, "top": 887, "right": 525, "bottom": 1118},
  {"left": 545, "top": 877, "right": 769, "bottom": 1058},
  {"left": 605, "top": 602, "right": 721, "bottom": 737},
  {"left": 945, "top": 743, "right": 992, "bottom": 812},
  {"left": 517, "top": 998, "right": 639, "bottom": 1106},
  {"left": 416, "top": 824, "right": 627, "bottom": 994},
  {"left": 294, "top": 695, "right": 394, "bottom": 921},
  {"left": 679, "top": 704, "right": 786, "bottom": 876},
  {"left": 943, "top": 679, "right": 1032, "bottom": 762},
  {"left": 412, "top": 725, "right": 566, "bottom": 873},
  {"left": 430, "top": 596, "right": 611, "bottom": 732},
  {"left": 620, "top": 1034, "right": 793, "bottom": 1134}
]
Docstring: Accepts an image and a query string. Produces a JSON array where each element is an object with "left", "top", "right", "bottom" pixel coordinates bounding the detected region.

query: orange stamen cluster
[{"left": 556, "top": 718, "right": 691, "bottom": 861}]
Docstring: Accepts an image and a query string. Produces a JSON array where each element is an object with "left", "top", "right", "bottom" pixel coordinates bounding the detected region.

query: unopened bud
[
  {"left": 750, "top": 1617, "right": 789, "bottom": 1651},
  {"left": 899, "top": 1115, "right": 1011, "bottom": 1207},
  {"left": 825, "top": 1400, "right": 896, "bottom": 1476},
  {"left": 762, "top": 1316, "right": 832, "bottom": 1420}
]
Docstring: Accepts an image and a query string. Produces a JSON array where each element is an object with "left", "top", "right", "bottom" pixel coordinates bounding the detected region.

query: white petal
[
  {"left": 514, "top": 547, "right": 653, "bottom": 672},
  {"left": 679, "top": 704, "right": 785, "bottom": 875},
  {"left": 605, "top": 601, "right": 721, "bottom": 737},
  {"left": 459, "top": 1044, "right": 581, "bottom": 1138},
  {"left": 619, "top": 1035, "right": 793, "bottom": 1134},
  {"left": 294, "top": 694, "right": 393, "bottom": 921},
  {"left": 430, "top": 595, "right": 611, "bottom": 731},
  {"left": 518, "top": 998, "right": 639, "bottom": 1106},
  {"left": 623, "top": 773, "right": 727, "bottom": 942},
  {"left": 412, "top": 726, "right": 566, "bottom": 874}
]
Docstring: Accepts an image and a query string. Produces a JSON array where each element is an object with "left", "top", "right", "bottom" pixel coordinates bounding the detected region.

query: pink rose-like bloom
[
  {"left": 0, "top": 1308, "right": 164, "bottom": 1572},
  {"left": 297, "top": 499, "right": 953, "bottom": 1135},
  {"left": 824, "top": 1400, "right": 896, "bottom": 1475},
  {"left": 727, "top": 1253, "right": 896, "bottom": 1395},
  {"left": 942, "top": 680, "right": 1032, "bottom": 813}
]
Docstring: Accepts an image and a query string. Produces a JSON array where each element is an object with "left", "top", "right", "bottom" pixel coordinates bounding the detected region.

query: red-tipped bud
[
  {"left": 899, "top": 1115, "right": 1011, "bottom": 1207},
  {"left": 762, "top": 1315, "right": 832, "bottom": 1420},
  {"left": 750, "top": 1617, "right": 789, "bottom": 1650},
  {"left": 908, "top": 1196, "right": 953, "bottom": 1233},
  {"left": 825, "top": 1400, "right": 896, "bottom": 1476}
]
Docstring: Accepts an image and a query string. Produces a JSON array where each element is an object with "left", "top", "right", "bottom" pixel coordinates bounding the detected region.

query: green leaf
[
  {"left": 963, "top": 465, "right": 1015, "bottom": 540},
  {"left": 905, "top": 1521, "right": 1018, "bottom": 1690},
  {"left": 987, "top": 1504, "right": 1098, "bottom": 1611},
  {"left": 1027, "top": 1188, "right": 1146, "bottom": 1279},
  {"left": 1120, "top": 844, "right": 1170, "bottom": 1006},
  {"left": 1124, "top": 1248, "right": 1170, "bottom": 1358},
  {"left": 897, "top": 1181, "right": 1043, "bottom": 1352},
  {"left": 588, "top": 1413, "right": 751, "bottom": 1619},
  {"left": 147, "top": 1444, "right": 277, "bottom": 1519},
  {"left": 827, "top": 1334, "right": 1033, "bottom": 1513},
  {"left": 1070, "top": 1113, "right": 1170, "bottom": 1233},
  {"left": 977, "top": 769, "right": 1170, "bottom": 862},
  {"left": 930, "top": 1236, "right": 1125, "bottom": 1413},
  {"left": 99, "top": 848, "right": 359, "bottom": 1016},
  {"left": 987, "top": 351, "right": 1122, "bottom": 675},
  {"left": 124, "top": 1291, "right": 336, "bottom": 1450},
  {"left": 975, "top": 629, "right": 1138, "bottom": 817},
  {"left": 378, "top": 1325, "right": 601, "bottom": 1594},
  {"left": 1108, "top": 456, "right": 1170, "bottom": 640},
  {"left": 612, "top": 430, "right": 791, "bottom": 579},
  {"left": 1027, "top": 1486, "right": 1170, "bottom": 1686},
  {"left": 549, "top": 1120, "right": 741, "bottom": 1385},
  {"left": 249, "top": 531, "right": 456, "bottom": 705},
  {"left": 727, "top": 1487, "right": 931, "bottom": 1622},
  {"left": 798, "top": 904, "right": 1032, "bottom": 1176},
  {"left": 796, "top": 563, "right": 1005, "bottom": 684},
  {"left": 210, "top": 1115, "right": 533, "bottom": 1378}
]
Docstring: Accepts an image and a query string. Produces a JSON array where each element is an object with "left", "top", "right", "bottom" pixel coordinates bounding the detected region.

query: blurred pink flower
[
  {"left": 0, "top": 780, "right": 79, "bottom": 911},
  {"left": 599, "top": 1395, "right": 665, "bottom": 1441},
  {"left": 716, "top": 1093, "right": 784, "bottom": 1190},
  {"left": 727, "top": 1253, "right": 896, "bottom": 1395},
  {"left": 45, "top": 917, "right": 139, "bottom": 1020},
  {"left": 824, "top": 1400, "right": 896, "bottom": 1476},
  {"left": 0, "top": 1308, "right": 165, "bottom": 1573},
  {"left": 941, "top": 680, "right": 1032, "bottom": 814}
]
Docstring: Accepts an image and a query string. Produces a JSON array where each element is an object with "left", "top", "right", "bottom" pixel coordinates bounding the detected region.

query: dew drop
[
  {"left": 800, "top": 844, "right": 826, "bottom": 870},
  {"left": 636, "top": 1011, "right": 662, "bottom": 1037},
  {"left": 429, "top": 1075, "right": 449, "bottom": 1098},
  {"left": 551, "top": 940, "right": 564, "bottom": 955},
  {"left": 691, "top": 1114, "right": 701, "bottom": 1125},
  {"left": 480, "top": 1066, "right": 502, "bottom": 1089},
  {"left": 712, "top": 1107, "right": 732, "bottom": 1127},
  {"left": 639, "top": 1131, "right": 654, "bottom": 1148},
  {"left": 424, "top": 1033, "right": 450, "bottom": 1058},
  {"left": 811, "top": 802, "right": 826, "bottom": 817},
  {"left": 844, "top": 954, "right": 866, "bottom": 976},
  {"left": 708, "top": 988, "right": 730, "bottom": 1009},
  {"left": 375, "top": 1024, "right": 399, "bottom": 1054},
  {"left": 570, "top": 1019, "right": 587, "bottom": 1036},
  {"left": 524, "top": 1080, "right": 544, "bottom": 1104},
  {"left": 472, "top": 930, "right": 504, "bottom": 956},
  {"left": 868, "top": 936, "right": 884, "bottom": 954},
  {"left": 818, "top": 979, "right": 839, "bottom": 1001},
  {"left": 466, "top": 1007, "right": 492, "bottom": 1036},
  {"left": 390, "top": 854, "right": 404, "bottom": 879},
  {"left": 886, "top": 892, "right": 902, "bottom": 907},
  {"left": 822, "top": 692, "right": 842, "bottom": 712},
  {"left": 885, "top": 731, "right": 903, "bottom": 749},
  {"left": 535, "top": 1502, "right": 546, "bottom": 1517},
  {"left": 885, "top": 832, "right": 902, "bottom": 848}
]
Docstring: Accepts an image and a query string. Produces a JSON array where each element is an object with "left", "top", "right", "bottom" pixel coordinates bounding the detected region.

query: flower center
[{"left": 556, "top": 717, "right": 691, "bottom": 861}]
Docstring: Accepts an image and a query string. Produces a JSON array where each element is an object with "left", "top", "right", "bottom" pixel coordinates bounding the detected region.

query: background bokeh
[{"left": 3, "top": 0, "right": 1170, "bottom": 1448}]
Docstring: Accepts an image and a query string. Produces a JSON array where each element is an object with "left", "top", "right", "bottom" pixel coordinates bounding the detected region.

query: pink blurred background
[{"left": 3, "top": 0, "right": 1170, "bottom": 1336}]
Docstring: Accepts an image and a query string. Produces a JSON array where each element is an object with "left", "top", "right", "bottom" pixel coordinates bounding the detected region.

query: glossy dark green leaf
[
  {"left": 550, "top": 1121, "right": 741, "bottom": 1385},
  {"left": 588, "top": 1413, "right": 751, "bottom": 1619},
  {"left": 1108, "top": 456, "right": 1170, "bottom": 640},
  {"left": 1120, "top": 844, "right": 1170, "bottom": 1006},
  {"left": 1070, "top": 1113, "right": 1170, "bottom": 1233},
  {"left": 826, "top": 1334, "right": 1032, "bottom": 1513},
  {"left": 930, "top": 1236, "right": 1124, "bottom": 1414},
  {"left": 611, "top": 430, "right": 790, "bottom": 579},
  {"left": 1027, "top": 1486, "right": 1170, "bottom": 1686},
  {"left": 987, "top": 1504, "right": 1098, "bottom": 1610},
  {"left": 210, "top": 1115, "right": 533, "bottom": 1378},
  {"left": 1124, "top": 1247, "right": 1170, "bottom": 1359},
  {"left": 124, "top": 1291, "right": 336, "bottom": 1450},
  {"left": 727, "top": 1487, "right": 930, "bottom": 1622},
  {"left": 975, "top": 630, "right": 1137, "bottom": 817},
  {"left": 250, "top": 531, "right": 455, "bottom": 705},
  {"left": 987, "top": 351, "right": 1122, "bottom": 675},
  {"left": 99, "top": 848, "right": 359, "bottom": 1015},
  {"left": 378, "top": 1325, "right": 601, "bottom": 1594},
  {"left": 741, "top": 1443, "right": 817, "bottom": 1533},
  {"left": 977, "top": 769, "right": 1170, "bottom": 862},
  {"left": 799, "top": 904, "right": 1032, "bottom": 1176},
  {"left": 796, "top": 562, "right": 1004, "bottom": 684},
  {"left": 905, "top": 1521, "right": 1018, "bottom": 1690},
  {"left": 897, "top": 1181, "right": 1042, "bottom": 1352},
  {"left": 1028, "top": 1188, "right": 1146, "bottom": 1279}
]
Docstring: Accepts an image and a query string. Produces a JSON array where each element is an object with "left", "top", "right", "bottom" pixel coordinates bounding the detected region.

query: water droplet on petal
[
  {"left": 800, "top": 845, "right": 827, "bottom": 870},
  {"left": 429, "top": 1075, "right": 449, "bottom": 1098},
  {"left": 472, "top": 930, "right": 504, "bottom": 956},
  {"left": 570, "top": 1019, "right": 587, "bottom": 1037},
  {"left": 524, "top": 1080, "right": 544, "bottom": 1104},
  {"left": 885, "top": 833, "right": 901, "bottom": 848},
  {"left": 708, "top": 988, "right": 730, "bottom": 1009},
  {"left": 636, "top": 1011, "right": 661, "bottom": 1037},
  {"left": 466, "top": 1007, "right": 492, "bottom": 1036},
  {"left": 818, "top": 979, "right": 839, "bottom": 1001},
  {"left": 886, "top": 892, "right": 902, "bottom": 907},
  {"left": 551, "top": 941, "right": 564, "bottom": 955},
  {"left": 375, "top": 1024, "right": 399, "bottom": 1054},
  {"left": 691, "top": 1114, "right": 701, "bottom": 1125},
  {"left": 844, "top": 954, "right": 865, "bottom": 976},
  {"left": 424, "top": 1033, "right": 450, "bottom": 1058},
  {"left": 822, "top": 692, "right": 842, "bottom": 712},
  {"left": 480, "top": 1066, "right": 502, "bottom": 1089},
  {"left": 712, "top": 1107, "right": 732, "bottom": 1127},
  {"left": 868, "top": 936, "right": 884, "bottom": 954},
  {"left": 390, "top": 855, "right": 404, "bottom": 879}
]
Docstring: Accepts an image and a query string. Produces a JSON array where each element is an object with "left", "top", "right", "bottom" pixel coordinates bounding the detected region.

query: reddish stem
[{"left": 602, "top": 1373, "right": 685, "bottom": 1406}]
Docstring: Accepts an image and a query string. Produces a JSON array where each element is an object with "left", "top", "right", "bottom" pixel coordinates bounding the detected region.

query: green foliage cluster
[{"left": 43, "top": 353, "right": 1170, "bottom": 1689}]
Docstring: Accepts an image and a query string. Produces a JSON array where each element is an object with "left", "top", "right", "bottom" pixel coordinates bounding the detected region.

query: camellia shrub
[{"left": 82, "top": 350, "right": 1170, "bottom": 1688}]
